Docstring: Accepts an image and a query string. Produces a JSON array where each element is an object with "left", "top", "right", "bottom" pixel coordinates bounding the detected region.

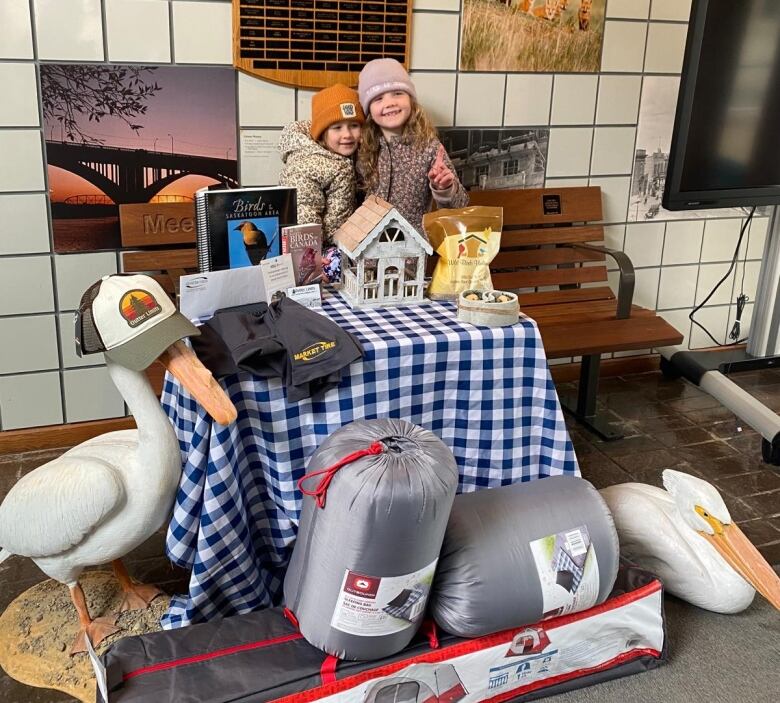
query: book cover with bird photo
[
  {"left": 195, "top": 186, "right": 297, "bottom": 271},
  {"left": 281, "top": 223, "right": 323, "bottom": 285}
]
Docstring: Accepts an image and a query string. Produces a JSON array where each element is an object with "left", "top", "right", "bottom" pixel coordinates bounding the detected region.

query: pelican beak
[
  {"left": 697, "top": 508, "right": 780, "bottom": 610},
  {"left": 158, "top": 340, "right": 237, "bottom": 426}
]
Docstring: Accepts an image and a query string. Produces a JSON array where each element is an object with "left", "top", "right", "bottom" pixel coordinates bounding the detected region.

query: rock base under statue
[{"left": 0, "top": 570, "right": 170, "bottom": 703}]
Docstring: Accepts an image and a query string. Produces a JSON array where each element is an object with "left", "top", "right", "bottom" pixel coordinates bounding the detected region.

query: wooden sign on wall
[{"left": 233, "top": 0, "right": 413, "bottom": 89}]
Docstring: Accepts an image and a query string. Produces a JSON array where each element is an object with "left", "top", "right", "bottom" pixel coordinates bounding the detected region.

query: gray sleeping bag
[
  {"left": 429, "top": 475, "right": 620, "bottom": 638},
  {"left": 284, "top": 419, "right": 458, "bottom": 661}
]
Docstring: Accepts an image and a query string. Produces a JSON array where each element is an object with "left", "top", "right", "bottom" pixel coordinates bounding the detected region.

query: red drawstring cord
[{"left": 297, "top": 442, "right": 384, "bottom": 508}]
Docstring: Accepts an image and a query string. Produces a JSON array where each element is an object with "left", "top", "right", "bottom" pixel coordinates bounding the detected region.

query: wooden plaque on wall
[{"left": 233, "top": 0, "right": 413, "bottom": 89}]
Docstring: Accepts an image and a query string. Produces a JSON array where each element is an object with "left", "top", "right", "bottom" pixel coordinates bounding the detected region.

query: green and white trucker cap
[{"left": 75, "top": 274, "right": 200, "bottom": 371}]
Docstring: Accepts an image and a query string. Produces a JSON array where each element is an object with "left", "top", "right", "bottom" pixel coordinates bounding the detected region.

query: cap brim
[{"left": 104, "top": 312, "right": 200, "bottom": 371}]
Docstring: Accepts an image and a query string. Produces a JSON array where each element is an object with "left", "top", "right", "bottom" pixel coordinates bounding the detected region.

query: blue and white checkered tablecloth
[{"left": 160, "top": 291, "right": 578, "bottom": 628}]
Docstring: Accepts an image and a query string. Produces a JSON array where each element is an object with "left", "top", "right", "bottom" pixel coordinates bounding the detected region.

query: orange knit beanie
[{"left": 310, "top": 84, "right": 365, "bottom": 141}]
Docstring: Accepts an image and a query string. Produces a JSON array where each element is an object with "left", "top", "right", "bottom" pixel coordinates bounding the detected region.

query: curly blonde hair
[{"left": 358, "top": 100, "right": 439, "bottom": 191}]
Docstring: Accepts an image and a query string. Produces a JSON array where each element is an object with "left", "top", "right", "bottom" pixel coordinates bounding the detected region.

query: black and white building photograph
[{"left": 438, "top": 128, "right": 549, "bottom": 191}]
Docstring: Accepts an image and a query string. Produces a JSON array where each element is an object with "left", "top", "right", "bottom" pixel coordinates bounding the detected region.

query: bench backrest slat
[{"left": 468, "top": 186, "right": 607, "bottom": 295}]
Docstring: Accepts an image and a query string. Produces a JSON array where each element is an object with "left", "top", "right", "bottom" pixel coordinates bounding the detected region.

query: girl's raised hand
[{"left": 428, "top": 145, "right": 455, "bottom": 191}]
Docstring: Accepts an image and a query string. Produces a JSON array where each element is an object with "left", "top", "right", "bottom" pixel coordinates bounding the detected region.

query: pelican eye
[{"left": 694, "top": 504, "right": 724, "bottom": 534}]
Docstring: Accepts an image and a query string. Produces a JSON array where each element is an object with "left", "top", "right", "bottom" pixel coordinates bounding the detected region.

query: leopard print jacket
[{"left": 278, "top": 120, "right": 357, "bottom": 245}]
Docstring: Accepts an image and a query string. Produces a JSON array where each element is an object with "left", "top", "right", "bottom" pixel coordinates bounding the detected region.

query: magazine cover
[
  {"left": 196, "top": 186, "right": 297, "bottom": 271},
  {"left": 281, "top": 223, "right": 323, "bottom": 285}
]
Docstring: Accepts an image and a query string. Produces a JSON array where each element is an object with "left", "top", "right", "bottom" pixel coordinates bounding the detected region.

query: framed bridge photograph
[{"left": 41, "top": 64, "right": 238, "bottom": 253}]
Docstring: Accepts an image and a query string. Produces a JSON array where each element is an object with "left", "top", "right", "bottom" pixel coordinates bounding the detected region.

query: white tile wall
[
  {"left": 411, "top": 72, "right": 457, "bottom": 127},
  {"left": 55, "top": 253, "right": 118, "bottom": 311},
  {"left": 600, "top": 21, "right": 647, "bottom": 73},
  {"left": 733, "top": 261, "right": 761, "bottom": 303},
  {"left": 0, "top": 0, "right": 34, "bottom": 59},
  {"left": 0, "top": 371, "right": 63, "bottom": 429},
  {"left": 644, "top": 23, "right": 688, "bottom": 74},
  {"left": 696, "top": 263, "right": 734, "bottom": 306},
  {"left": 607, "top": 0, "right": 650, "bottom": 19},
  {"left": 455, "top": 74, "right": 505, "bottom": 127},
  {"left": 662, "top": 220, "right": 704, "bottom": 265},
  {"left": 411, "top": 12, "right": 459, "bottom": 70},
  {"left": 0, "top": 3, "right": 772, "bottom": 430},
  {"left": 0, "top": 256, "right": 55, "bottom": 315},
  {"left": 106, "top": 0, "right": 172, "bottom": 63},
  {"left": 546, "top": 128, "right": 593, "bottom": 177},
  {"left": 651, "top": 0, "right": 693, "bottom": 22},
  {"left": 172, "top": 0, "right": 232, "bottom": 64},
  {"left": 550, "top": 76, "right": 598, "bottom": 126},
  {"left": 544, "top": 177, "right": 589, "bottom": 188},
  {"left": 747, "top": 217, "right": 769, "bottom": 260},
  {"left": 700, "top": 218, "right": 742, "bottom": 263},
  {"left": 413, "top": 0, "right": 460, "bottom": 10},
  {"left": 624, "top": 222, "right": 664, "bottom": 267},
  {"left": 34, "top": 0, "right": 104, "bottom": 61},
  {"left": 590, "top": 126, "right": 636, "bottom": 175},
  {"left": 63, "top": 366, "right": 125, "bottom": 423},
  {"left": 0, "top": 130, "right": 45, "bottom": 192},
  {"left": 660, "top": 308, "right": 692, "bottom": 347},
  {"left": 603, "top": 225, "right": 626, "bottom": 253},
  {"left": 0, "top": 63, "right": 39, "bottom": 127},
  {"left": 504, "top": 75, "right": 553, "bottom": 126},
  {"left": 633, "top": 267, "right": 660, "bottom": 309},
  {"left": 595, "top": 75, "right": 642, "bottom": 125},
  {"left": 239, "top": 73, "right": 296, "bottom": 127},
  {"left": 296, "top": 89, "right": 316, "bottom": 121},
  {"left": 0, "top": 194, "right": 50, "bottom": 255},
  {"left": 689, "top": 305, "right": 730, "bottom": 349},
  {"left": 658, "top": 264, "right": 698, "bottom": 310},
  {"left": 0, "top": 316, "right": 59, "bottom": 374},
  {"left": 589, "top": 176, "right": 631, "bottom": 223}
]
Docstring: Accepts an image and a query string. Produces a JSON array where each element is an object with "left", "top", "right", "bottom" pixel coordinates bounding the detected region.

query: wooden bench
[
  {"left": 118, "top": 202, "right": 198, "bottom": 298},
  {"left": 467, "top": 186, "right": 684, "bottom": 440}
]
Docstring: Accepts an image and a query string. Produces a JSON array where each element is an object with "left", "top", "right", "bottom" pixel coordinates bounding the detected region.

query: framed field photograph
[{"left": 460, "top": 0, "right": 606, "bottom": 73}]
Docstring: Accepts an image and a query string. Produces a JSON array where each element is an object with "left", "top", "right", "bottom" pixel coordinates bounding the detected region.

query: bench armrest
[{"left": 566, "top": 243, "right": 635, "bottom": 319}]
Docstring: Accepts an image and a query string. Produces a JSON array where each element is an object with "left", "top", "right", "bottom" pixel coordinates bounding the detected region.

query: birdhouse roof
[{"left": 334, "top": 195, "right": 433, "bottom": 258}]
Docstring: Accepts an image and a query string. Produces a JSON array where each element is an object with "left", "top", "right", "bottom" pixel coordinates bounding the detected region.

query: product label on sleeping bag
[
  {"left": 529, "top": 525, "right": 599, "bottom": 618},
  {"left": 331, "top": 559, "right": 438, "bottom": 636}
]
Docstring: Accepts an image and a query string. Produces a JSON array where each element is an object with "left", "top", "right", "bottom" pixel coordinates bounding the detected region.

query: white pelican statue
[
  {"left": 601, "top": 469, "right": 780, "bottom": 614},
  {"left": 0, "top": 274, "right": 236, "bottom": 653}
]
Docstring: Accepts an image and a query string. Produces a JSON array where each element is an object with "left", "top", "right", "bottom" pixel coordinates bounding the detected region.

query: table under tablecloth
[{"left": 161, "top": 291, "right": 578, "bottom": 628}]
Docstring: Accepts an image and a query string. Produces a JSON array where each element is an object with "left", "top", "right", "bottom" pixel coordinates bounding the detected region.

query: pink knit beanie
[{"left": 358, "top": 58, "right": 417, "bottom": 112}]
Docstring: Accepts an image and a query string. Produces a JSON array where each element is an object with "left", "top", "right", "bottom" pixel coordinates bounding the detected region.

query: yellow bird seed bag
[{"left": 423, "top": 206, "right": 503, "bottom": 300}]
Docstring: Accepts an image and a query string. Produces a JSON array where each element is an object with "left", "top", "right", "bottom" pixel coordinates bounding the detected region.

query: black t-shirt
[{"left": 191, "top": 298, "right": 364, "bottom": 402}]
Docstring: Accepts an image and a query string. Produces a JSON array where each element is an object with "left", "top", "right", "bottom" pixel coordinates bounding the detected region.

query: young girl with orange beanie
[
  {"left": 278, "top": 84, "right": 365, "bottom": 245},
  {"left": 357, "top": 59, "right": 468, "bottom": 235}
]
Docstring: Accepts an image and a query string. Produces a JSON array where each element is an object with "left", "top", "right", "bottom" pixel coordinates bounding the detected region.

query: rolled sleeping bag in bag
[
  {"left": 429, "top": 475, "right": 620, "bottom": 638},
  {"left": 284, "top": 418, "right": 459, "bottom": 661}
]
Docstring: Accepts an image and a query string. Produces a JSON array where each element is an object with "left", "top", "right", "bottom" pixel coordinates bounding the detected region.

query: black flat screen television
[{"left": 663, "top": 0, "right": 780, "bottom": 210}]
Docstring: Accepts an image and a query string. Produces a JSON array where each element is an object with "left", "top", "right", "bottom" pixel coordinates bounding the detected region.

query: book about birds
[
  {"left": 281, "top": 223, "right": 323, "bottom": 286},
  {"left": 195, "top": 186, "right": 297, "bottom": 271}
]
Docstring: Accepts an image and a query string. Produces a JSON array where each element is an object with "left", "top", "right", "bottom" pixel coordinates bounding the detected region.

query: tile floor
[{"left": 0, "top": 369, "right": 778, "bottom": 701}]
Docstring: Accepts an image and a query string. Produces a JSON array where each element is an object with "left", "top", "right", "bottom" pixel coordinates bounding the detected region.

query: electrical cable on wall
[
  {"left": 730, "top": 216, "right": 752, "bottom": 344},
  {"left": 689, "top": 207, "right": 756, "bottom": 347}
]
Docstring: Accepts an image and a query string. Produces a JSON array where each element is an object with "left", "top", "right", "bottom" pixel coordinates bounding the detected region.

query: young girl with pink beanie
[{"left": 357, "top": 58, "right": 468, "bottom": 235}]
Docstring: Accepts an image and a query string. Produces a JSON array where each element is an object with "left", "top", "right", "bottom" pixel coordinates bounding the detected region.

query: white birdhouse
[{"left": 334, "top": 195, "right": 433, "bottom": 309}]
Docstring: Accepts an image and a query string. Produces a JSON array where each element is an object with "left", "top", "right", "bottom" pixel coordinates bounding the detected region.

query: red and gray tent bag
[{"left": 100, "top": 563, "right": 667, "bottom": 703}]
